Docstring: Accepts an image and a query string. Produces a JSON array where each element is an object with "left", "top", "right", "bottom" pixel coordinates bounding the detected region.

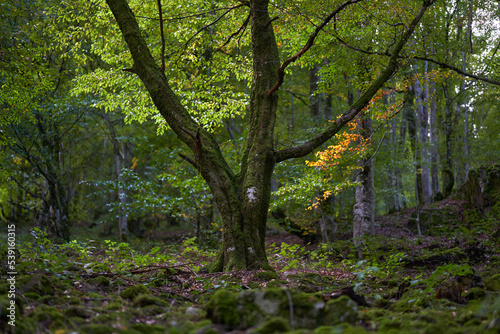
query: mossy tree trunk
[{"left": 105, "top": 0, "right": 434, "bottom": 271}]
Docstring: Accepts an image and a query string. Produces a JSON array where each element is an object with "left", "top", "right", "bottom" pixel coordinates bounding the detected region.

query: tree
[{"left": 102, "top": 0, "right": 436, "bottom": 271}]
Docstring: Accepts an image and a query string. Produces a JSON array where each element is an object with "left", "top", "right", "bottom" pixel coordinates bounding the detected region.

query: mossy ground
[{"left": 0, "top": 199, "right": 499, "bottom": 333}]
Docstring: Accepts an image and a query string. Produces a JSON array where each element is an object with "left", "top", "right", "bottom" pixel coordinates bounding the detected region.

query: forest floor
[{"left": 1, "top": 198, "right": 500, "bottom": 334}]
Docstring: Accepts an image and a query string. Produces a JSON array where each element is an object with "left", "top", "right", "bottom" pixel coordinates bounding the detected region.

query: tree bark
[
  {"left": 415, "top": 65, "right": 431, "bottom": 204},
  {"left": 103, "top": 113, "right": 129, "bottom": 242},
  {"left": 352, "top": 111, "right": 375, "bottom": 248},
  {"left": 309, "top": 65, "right": 321, "bottom": 120},
  {"left": 429, "top": 69, "right": 440, "bottom": 199}
]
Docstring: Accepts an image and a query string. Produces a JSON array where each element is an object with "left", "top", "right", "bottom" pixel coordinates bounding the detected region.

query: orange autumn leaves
[
  {"left": 307, "top": 89, "right": 398, "bottom": 170},
  {"left": 306, "top": 121, "right": 368, "bottom": 169}
]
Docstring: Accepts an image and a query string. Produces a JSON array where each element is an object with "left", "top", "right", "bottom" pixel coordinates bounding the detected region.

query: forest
[{"left": 0, "top": 0, "right": 500, "bottom": 333}]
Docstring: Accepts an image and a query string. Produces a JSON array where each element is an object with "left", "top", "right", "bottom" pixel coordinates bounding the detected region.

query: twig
[
  {"left": 157, "top": 0, "right": 166, "bottom": 72},
  {"left": 335, "top": 35, "right": 500, "bottom": 87},
  {"left": 215, "top": 12, "right": 250, "bottom": 54},
  {"left": 172, "top": 4, "right": 246, "bottom": 60},
  {"left": 268, "top": 0, "right": 364, "bottom": 96}
]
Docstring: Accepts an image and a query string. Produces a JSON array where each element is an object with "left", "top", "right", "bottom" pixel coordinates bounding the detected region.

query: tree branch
[
  {"left": 275, "top": 0, "right": 434, "bottom": 163},
  {"left": 268, "top": 0, "right": 364, "bottom": 96},
  {"left": 172, "top": 4, "right": 246, "bottom": 59},
  {"left": 157, "top": 0, "right": 165, "bottom": 72},
  {"left": 335, "top": 35, "right": 500, "bottom": 86},
  {"left": 215, "top": 11, "right": 251, "bottom": 54}
]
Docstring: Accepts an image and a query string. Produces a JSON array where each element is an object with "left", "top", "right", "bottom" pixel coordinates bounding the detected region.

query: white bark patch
[
  {"left": 248, "top": 247, "right": 255, "bottom": 253},
  {"left": 247, "top": 187, "right": 258, "bottom": 203},
  {"left": 227, "top": 247, "right": 235, "bottom": 252}
]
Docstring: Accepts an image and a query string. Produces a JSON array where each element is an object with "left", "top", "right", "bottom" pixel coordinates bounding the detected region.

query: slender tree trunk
[
  {"left": 103, "top": 113, "right": 129, "bottom": 242},
  {"left": 429, "top": 69, "right": 440, "bottom": 199},
  {"left": 415, "top": 66, "right": 431, "bottom": 204},
  {"left": 318, "top": 193, "right": 336, "bottom": 244},
  {"left": 403, "top": 86, "right": 420, "bottom": 205},
  {"left": 352, "top": 110, "right": 375, "bottom": 248},
  {"left": 460, "top": 52, "right": 470, "bottom": 182},
  {"left": 309, "top": 65, "right": 321, "bottom": 120},
  {"left": 387, "top": 90, "right": 402, "bottom": 212}
]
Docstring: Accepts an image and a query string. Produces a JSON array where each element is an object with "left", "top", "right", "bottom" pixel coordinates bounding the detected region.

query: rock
[
  {"left": 206, "top": 288, "right": 360, "bottom": 330},
  {"left": 253, "top": 317, "right": 291, "bottom": 334},
  {"left": 186, "top": 306, "right": 204, "bottom": 317},
  {"left": 488, "top": 318, "right": 500, "bottom": 330},
  {"left": 455, "top": 165, "right": 500, "bottom": 211},
  {"left": 206, "top": 289, "right": 239, "bottom": 329},
  {"left": 322, "top": 296, "right": 358, "bottom": 326},
  {"left": 119, "top": 284, "right": 150, "bottom": 300},
  {"left": 254, "top": 271, "right": 280, "bottom": 281},
  {"left": 132, "top": 294, "right": 168, "bottom": 307}
]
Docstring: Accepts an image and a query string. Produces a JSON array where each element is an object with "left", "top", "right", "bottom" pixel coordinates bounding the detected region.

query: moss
[
  {"left": 199, "top": 327, "right": 219, "bottom": 334},
  {"left": 67, "top": 296, "right": 82, "bottom": 305},
  {"left": 314, "top": 324, "right": 368, "bottom": 334},
  {"left": 130, "top": 323, "right": 167, "bottom": 334},
  {"left": 137, "top": 304, "right": 165, "bottom": 316},
  {"left": 23, "top": 292, "right": 41, "bottom": 300},
  {"left": 206, "top": 289, "right": 239, "bottom": 328},
  {"left": 0, "top": 295, "right": 23, "bottom": 323},
  {"left": 95, "top": 275, "right": 111, "bottom": 287},
  {"left": 484, "top": 273, "right": 500, "bottom": 292},
  {"left": 79, "top": 324, "right": 118, "bottom": 334},
  {"left": 63, "top": 306, "right": 92, "bottom": 318},
  {"left": 255, "top": 271, "right": 280, "bottom": 281},
  {"left": 106, "top": 301, "right": 124, "bottom": 310},
  {"left": 372, "top": 297, "right": 391, "bottom": 308},
  {"left": 254, "top": 317, "right": 291, "bottom": 334},
  {"left": 267, "top": 280, "right": 289, "bottom": 288},
  {"left": 120, "top": 285, "right": 150, "bottom": 300},
  {"left": 133, "top": 294, "right": 168, "bottom": 307},
  {"left": 31, "top": 305, "right": 65, "bottom": 323},
  {"left": 91, "top": 263, "right": 111, "bottom": 273},
  {"left": 322, "top": 296, "right": 358, "bottom": 326},
  {"left": 390, "top": 289, "right": 432, "bottom": 313},
  {"left": 463, "top": 287, "right": 487, "bottom": 301},
  {"left": 19, "top": 274, "right": 63, "bottom": 296}
]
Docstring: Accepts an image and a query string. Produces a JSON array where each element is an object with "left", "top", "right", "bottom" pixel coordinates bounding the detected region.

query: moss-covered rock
[
  {"left": 63, "top": 306, "right": 92, "bottom": 318},
  {"left": 120, "top": 285, "right": 150, "bottom": 300},
  {"left": 130, "top": 323, "right": 167, "bottom": 334},
  {"left": 133, "top": 294, "right": 168, "bottom": 307},
  {"left": 19, "top": 274, "right": 66, "bottom": 296},
  {"left": 253, "top": 317, "right": 291, "bottom": 334},
  {"left": 484, "top": 273, "right": 500, "bottom": 292},
  {"left": 79, "top": 324, "right": 120, "bottom": 334},
  {"left": 322, "top": 296, "right": 358, "bottom": 326},
  {"left": 95, "top": 275, "right": 111, "bottom": 287},
  {"left": 206, "top": 289, "right": 239, "bottom": 328},
  {"left": 206, "top": 288, "right": 362, "bottom": 330},
  {"left": 313, "top": 324, "right": 368, "bottom": 334},
  {"left": 463, "top": 287, "right": 487, "bottom": 301},
  {"left": 255, "top": 271, "right": 280, "bottom": 281},
  {"left": 31, "top": 305, "right": 65, "bottom": 323}
]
